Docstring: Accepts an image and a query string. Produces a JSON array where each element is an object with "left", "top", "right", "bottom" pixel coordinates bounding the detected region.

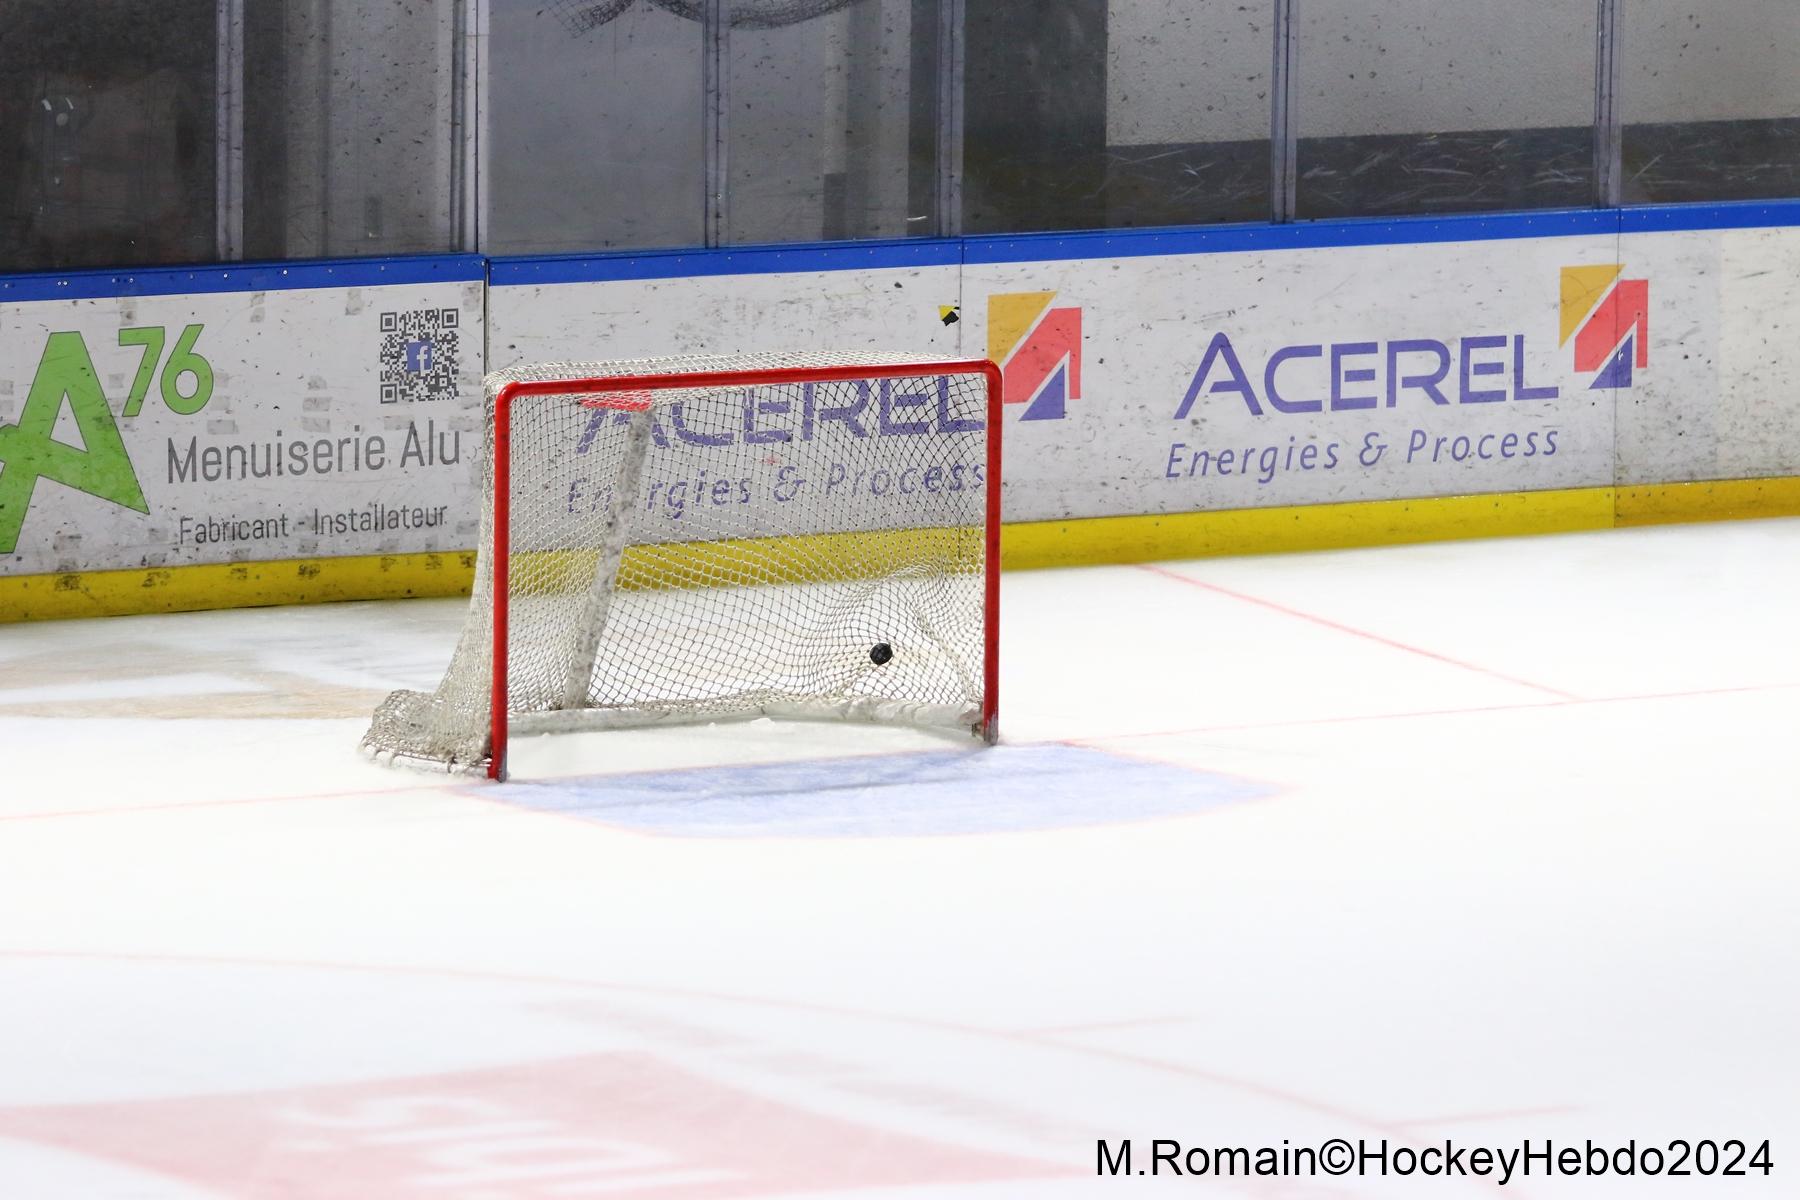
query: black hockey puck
[{"left": 869, "top": 642, "right": 893, "bottom": 665}]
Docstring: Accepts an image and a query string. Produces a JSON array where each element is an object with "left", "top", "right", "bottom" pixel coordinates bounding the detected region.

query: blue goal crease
[{"left": 488, "top": 743, "right": 1273, "bottom": 838}]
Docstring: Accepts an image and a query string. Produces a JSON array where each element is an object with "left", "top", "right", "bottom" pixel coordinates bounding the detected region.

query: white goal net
[{"left": 362, "top": 351, "right": 1000, "bottom": 779}]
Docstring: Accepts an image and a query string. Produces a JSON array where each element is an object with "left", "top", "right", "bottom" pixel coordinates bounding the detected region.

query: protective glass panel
[
  {"left": 1103, "top": 2, "right": 1271, "bottom": 228},
  {"left": 962, "top": 0, "right": 1107, "bottom": 233},
  {"left": 962, "top": 1, "right": 1267, "bottom": 235},
  {"left": 487, "top": 0, "right": 704, "bottom": 254},
  {"left": 1621, "top": 0, "right": 1800, "bottom": 204},
  {"left": 242, "top": 0, "right": 461, "bottom": 261},
  {"left": 1295, "top": 0, "right": 1596, "bottom": 218},
  {"left": 0, "top": 1, "right": 216, "bottom": 271},
  {"left": 727, "top": 0, "right": 934, "bottom": 243}
]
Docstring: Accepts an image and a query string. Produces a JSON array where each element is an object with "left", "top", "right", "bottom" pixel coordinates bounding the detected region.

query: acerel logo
[
  {"left": 1172, "top": 265, "right": 1653, "bottom": 421},
  {"left": 1562, "top": 264, "right": 1649, "bottom": 389},
  {"left": 988, "top": 291, "right": 1080, "bottom": 421}
]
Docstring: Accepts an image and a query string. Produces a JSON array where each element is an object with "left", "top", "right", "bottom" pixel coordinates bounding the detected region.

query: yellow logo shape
[
  {"left": 1560, "top": 264, "right": 1624, "bottom": 346},
  {"left": 987, "top": 291, "right": 1057, "bottom": 363}
]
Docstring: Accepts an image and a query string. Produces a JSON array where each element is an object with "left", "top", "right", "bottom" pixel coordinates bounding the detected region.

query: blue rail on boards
[
  {"left": 487, "top": 200, "right": 1799, "bottom": 286},
  {"left": 0, "top": 254, "right": 489, "bottom": 304},
  {"left": 4, "top": 199, "right": 1800, "bottom": 298},
  {"left": 961, "top": 208, "right": 1622, "bottom": 265},
  {"left": 1617, "top": 198, "right": 1800, "bottom": 234},
  {"left": 489, "top": 237, "right": 964, "bottom": 286}
]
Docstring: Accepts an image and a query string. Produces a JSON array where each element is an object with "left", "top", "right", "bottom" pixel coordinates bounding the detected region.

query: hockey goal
[{"left": 363, "top": 352, "right": 1002, "bottom": 779}]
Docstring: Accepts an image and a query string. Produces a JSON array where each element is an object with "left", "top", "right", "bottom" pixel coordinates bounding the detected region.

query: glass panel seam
[
  {"left": 1595, "top": 0, "right": 1622, "bottom": 207},
  {"left": 1270, "top": 0, "right": 1297, "bottom": 224}
]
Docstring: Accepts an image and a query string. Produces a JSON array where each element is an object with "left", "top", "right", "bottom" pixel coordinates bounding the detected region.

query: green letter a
[{"left": 0, "top": 332, "right": 150, "bottom": 555}]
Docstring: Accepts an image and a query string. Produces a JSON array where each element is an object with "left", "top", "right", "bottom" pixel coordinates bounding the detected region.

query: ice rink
[{"left": 1, "top": 518, "right": 1796, "bottom": 1197}]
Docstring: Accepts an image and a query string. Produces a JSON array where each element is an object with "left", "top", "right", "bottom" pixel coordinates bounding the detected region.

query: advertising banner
[
  {"left": 6, "top": 211, "right": 1797, "bottom": 615},
  {"left": 493, "top": 229, "right": 1737, "bottom": 525},
  {"left": 0, "top": 265, "right": 487, "bottom": 578},
  {"left": 969, "top": 234, "right": 1637, "bottom": 521},
  {"left": 489, "top": 255, "right": 972, "bottom": 546}
]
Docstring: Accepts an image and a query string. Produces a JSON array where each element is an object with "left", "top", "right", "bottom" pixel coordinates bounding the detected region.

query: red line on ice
[{"left": 1137, "top": 562, "right": 1580, "bottom": 700}]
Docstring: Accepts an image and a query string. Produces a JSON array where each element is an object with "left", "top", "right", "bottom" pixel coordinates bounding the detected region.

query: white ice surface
[{"left": 0, "top": 520, "right": 1796, "bottom": 1197}]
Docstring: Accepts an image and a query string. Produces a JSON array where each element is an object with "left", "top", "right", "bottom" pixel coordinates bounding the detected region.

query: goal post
[{"left": 363, "top": 352, "right": 1002, "bottom": 780}]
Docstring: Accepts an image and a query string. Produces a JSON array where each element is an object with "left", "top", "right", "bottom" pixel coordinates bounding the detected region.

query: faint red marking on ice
[
  {"left": 0, "top": 1053, "right": 1065, "bottom": 1198},
  {"left": 1137, "top": 563, "right": 1580, "bottom": 701}
]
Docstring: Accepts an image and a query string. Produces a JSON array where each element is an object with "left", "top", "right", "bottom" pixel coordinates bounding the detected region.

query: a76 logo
[{"left": 0, "top": 325, "right": 213, "bottom": 555}]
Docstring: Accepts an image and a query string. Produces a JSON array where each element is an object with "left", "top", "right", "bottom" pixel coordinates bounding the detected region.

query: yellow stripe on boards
[
  {"left": 0, "top": 552, "right": 476, "bottom": 622},
  {"left": 1616, "top": 476, "right": 1800, "bottom": 527},
  {"left": 1000, "top": 487, "right": 1616, "bottom": 569},
  {"left": 6, "top": 477, "right": 1800, "bottom": 622}
]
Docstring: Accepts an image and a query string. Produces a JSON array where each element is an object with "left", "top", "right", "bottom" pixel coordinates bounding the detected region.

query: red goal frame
[{"left": 487, "top": 359, "right": 1005, "bottom": 780}]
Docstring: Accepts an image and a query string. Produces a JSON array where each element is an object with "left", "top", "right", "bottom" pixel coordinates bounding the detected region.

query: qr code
[{"left": 379, "top": 308, "right": 461, "bottom": 404}]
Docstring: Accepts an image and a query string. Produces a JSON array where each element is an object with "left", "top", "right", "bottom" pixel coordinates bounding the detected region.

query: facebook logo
[{"left": 405, "top": 339, "right": 434, "bottom": 374}]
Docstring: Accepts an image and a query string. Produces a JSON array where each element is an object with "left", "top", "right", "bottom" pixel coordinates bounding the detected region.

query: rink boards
[{"left": 3, "top": 203, "right": 1800, "bottom": 617}]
